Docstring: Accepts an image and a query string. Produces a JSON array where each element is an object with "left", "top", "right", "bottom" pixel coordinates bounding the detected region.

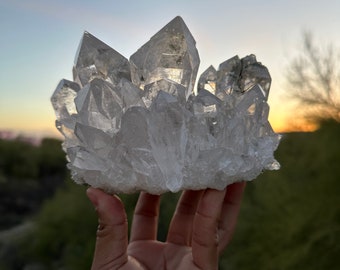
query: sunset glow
[{"left": 1, "top": 0, "right": 339, "bottom": 138}]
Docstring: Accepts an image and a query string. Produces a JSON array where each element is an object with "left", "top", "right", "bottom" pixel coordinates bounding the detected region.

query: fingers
[
  {"left": 167, "top": 190, "right": 204, "bottom": 246},
  {"left": 129, "top": 192, "right": 161, "bottom": 242},
  {"left": 192, "top": 188, "right": 227, "bottom": 270},
  {"left": 86, "top": 187, "right": 128, "bottom": 270},
  {"left": 218, "top": 182, "right": 246, "bottom": 253}
]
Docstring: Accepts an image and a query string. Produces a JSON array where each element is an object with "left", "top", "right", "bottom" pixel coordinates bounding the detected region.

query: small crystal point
[
  {"left": 216, "top": 55, "right": 242, "bottom": 97},
  {"left": 118, "top": 78, "right": 144, "bottom": 109},
  {"left": 75, "top": 78, "right": 124, "bottom": 133},
  {"left": 129, "top": 16, "right": 200, "bottom": 98},
  {"left": 51, "top": 79, "right": 80, "bottom": 121},
  {"left": 73, "top": 31, "right": 130, "bottom": 87},
  {"left": 198, "top": 65, "right": 217, "bottom": 93},
  {"left": 51, "top": 79, "right": 81, "bottom": 149},
  {"left": 75, "top": 123, "right": 113, "bottom": 157},
  {"left": 239, "top": 55, "right": 271, "bottom": 99},
  {"left": 271, "top": 160, "right": 281, "bottom": 170},
  {"left": 143, "top": 79, "right": 187, "bottom": 107}
]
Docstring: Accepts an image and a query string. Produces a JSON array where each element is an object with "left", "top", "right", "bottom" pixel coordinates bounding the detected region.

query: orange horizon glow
[{"left": 269, "top": 115, "right": 318, "bottom": 134}]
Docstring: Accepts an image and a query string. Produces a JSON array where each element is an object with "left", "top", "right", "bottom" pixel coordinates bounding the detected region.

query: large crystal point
[
  {"left": 73, "top": 31, "right": 131, "bottom": 87},
  {"left": 51, "top": 16, "right": 280, "bottom": 194},
  {"left": 130, "top": 16, "right": 200, "bottom": 98},
  {"left": 147, "top": 91, "right": 189, "bottom": 192},
  {"left": 117, "top": 106, "right": 167, "bottom": 194}
]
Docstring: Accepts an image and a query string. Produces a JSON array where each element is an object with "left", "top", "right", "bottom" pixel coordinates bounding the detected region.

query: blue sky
[{"left": 1, "top": 0, "right": 340, "bottom": 137}]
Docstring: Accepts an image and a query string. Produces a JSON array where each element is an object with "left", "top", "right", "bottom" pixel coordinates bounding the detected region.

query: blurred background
[{"left": 0, "top": 0, "right": 339, "bottom": 269}]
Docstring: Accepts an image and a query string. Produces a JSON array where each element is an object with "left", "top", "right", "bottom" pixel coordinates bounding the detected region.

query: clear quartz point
[
  {"left": 198, "top": 65, "right": 217, "bottom": 93},
  {"left": 75, "top": 78, "right": 124, "bottom": 134},
  {"left": 129, "top": 16, "right": 200, "bottom": 99},
  {"left": 51, "top": 79, "right": 81, "bottom": 149},
  {"left": 51, "top": 16, "right": 280, "bottom": 194},
  {"left": 216, "top": 55, "right": 242, "bottom": 97},
  {"left": 51, "top": 79, "right": 80, "bottom": 121},
  {"left": 143, "top": 79, "right": 187, "bottom": 107},
  {"left": 73, "top": 31, "right": 131, "bottom": 87},
  {"left": 239, "top": 55, "right": 271, "bottom": 99}
]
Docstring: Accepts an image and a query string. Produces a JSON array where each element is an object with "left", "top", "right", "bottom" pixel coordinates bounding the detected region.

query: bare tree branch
[{"left": 286, "top": 32, "right": 340, "bottom": 124}]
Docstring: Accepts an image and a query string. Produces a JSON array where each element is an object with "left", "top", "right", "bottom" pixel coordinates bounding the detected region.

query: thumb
[{"left": 87, "top": 187, "right": 128, "bottom": 270}]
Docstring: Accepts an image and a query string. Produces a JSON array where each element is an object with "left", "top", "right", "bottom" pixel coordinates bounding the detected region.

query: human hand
[{"left": 86, "top": 182, "right": 246, "bottom": 270}]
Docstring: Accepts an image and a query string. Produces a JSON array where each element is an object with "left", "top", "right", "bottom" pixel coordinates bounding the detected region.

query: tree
[{"left": 286, "top": 32, "right": 340, "bottom": 125}]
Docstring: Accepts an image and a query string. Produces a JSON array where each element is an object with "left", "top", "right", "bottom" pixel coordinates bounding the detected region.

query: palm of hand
[
  {"left": 87, "top": 183, "right": 245, "bottom": 270},
  {"left": 123, "top": 242, "right": 199, "bottom": 269}
]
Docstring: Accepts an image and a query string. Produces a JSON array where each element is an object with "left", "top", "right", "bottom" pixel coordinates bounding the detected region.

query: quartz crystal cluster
[{"left": 51, "top": 16, "right": 280, "bottom": 194}]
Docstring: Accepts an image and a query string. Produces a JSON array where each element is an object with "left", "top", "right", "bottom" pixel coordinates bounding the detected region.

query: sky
[{"left": 0, "top": 0, "right": 340, "bottom": 138}]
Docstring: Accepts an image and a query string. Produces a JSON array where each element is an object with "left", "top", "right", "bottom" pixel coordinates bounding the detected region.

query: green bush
[
  {"left": 221, "top": 120, "right": 340, "bottom": 269},
  {"left": 0, "top": 138, "right": 66, "bottom": 230},
  {"left": 0, "top": 139, "right": 39, "bottom": 180},
  {"left": 20, "top": 182, "right": 97, "bottom": 269}
]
